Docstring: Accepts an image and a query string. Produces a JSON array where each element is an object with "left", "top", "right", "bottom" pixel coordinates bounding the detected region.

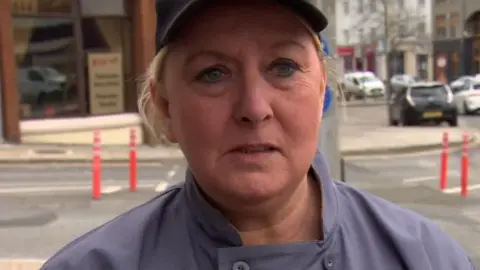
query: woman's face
[{"left": 154, "top": 2, "right": 326, "bottom": 206}]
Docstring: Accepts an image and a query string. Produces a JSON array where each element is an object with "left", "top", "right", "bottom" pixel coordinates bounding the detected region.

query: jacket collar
[{"left": 184, "top": 151, "right": 341, "bottom": 245}]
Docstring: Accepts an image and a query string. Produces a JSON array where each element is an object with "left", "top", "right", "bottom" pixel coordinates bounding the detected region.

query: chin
[{"left": 221, "top": 171, "right": 291, "bottom": 203}]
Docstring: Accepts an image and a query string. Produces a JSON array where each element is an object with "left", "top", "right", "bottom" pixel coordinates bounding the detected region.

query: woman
[{"left": 41, "top": 1, "right": 475, "bottom": 269}]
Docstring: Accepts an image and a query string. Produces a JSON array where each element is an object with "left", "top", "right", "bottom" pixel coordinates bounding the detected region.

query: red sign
[
  {"left": 92, "top": 56, "right": 120, "bottom": 67},
  {"left": 337, "top": 46, "right": 354, "bottom": 56}
]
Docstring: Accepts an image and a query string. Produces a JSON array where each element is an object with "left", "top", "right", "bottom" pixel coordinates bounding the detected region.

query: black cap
[{"left": 155, "top": 0, "right": 328, "bottom": 53}]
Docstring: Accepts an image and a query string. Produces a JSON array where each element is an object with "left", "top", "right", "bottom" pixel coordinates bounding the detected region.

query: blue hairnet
[
  {"left": 320, "top": 34, "right": 332, "bottom": 114},
  {"left": 320, "top": 34, "right": 331, "bottom": 56}
]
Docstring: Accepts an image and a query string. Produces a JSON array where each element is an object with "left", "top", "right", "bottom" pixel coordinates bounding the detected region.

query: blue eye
[
  {"left": 196, "top": 67, "right": 228, "bottom": 83},
  {"left": 270, "top": 59, "right": 300, "bottom": 77}
]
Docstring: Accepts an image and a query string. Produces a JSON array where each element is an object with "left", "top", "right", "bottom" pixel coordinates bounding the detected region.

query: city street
[
  {"left": 1, "top": 104, "right": 479, "bottom": 267},
  {"left": 342, "top": 105, "right": 480, "bottom": 265},
  {"left": 345, "top": 150, "right": 480, "bottom": 266},
  {"left": 341, "top": 103, "right": 480, "bottom": 130},
  {"left": 0, "top": 160, "right": 186, "bottom": 260},
  {"left": 463, "top": 114, "right": 480, "bottom": 130},
  {"left": 0, "top": 160, "right": 186, "bottom": 195}
]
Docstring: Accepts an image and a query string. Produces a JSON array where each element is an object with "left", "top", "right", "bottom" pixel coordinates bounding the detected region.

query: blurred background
[{"left": 0, "top": 0, "right": 479, "bottom": 269}]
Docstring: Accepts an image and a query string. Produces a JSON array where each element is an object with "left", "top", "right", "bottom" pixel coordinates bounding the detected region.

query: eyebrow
[
  {"left": 183, "top": 50, "right": 230, "bottom": 67},
  {"left": 182, "top": 40, "right": 307, "bottom": 66},
  {"left": 270, "top": 40, "right": 307, "bottom": 51}
]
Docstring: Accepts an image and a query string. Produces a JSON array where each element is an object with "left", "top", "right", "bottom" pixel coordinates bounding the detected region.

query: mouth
[{"left": 230, "top": 144, "right": 279, "bottom": 154}]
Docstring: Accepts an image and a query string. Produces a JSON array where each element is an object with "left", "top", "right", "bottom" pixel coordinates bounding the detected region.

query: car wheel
[
  {"left": 463, "top": 101, "right": 471, "bottom": 115},
  {"left": 400, "top": 112, "right": 414, "bottom": 126},
  {"left": 36, "top": 92, "right": 46, "bottom": 105},
  {"left": 389, "top": 117, "right": 398, "bottom": 126},
  {"left": 399, "top": 112, "right": 406, "bottom": 126},
  {"left": 448, "top": 117, "right": 458, "bottom": 127}
]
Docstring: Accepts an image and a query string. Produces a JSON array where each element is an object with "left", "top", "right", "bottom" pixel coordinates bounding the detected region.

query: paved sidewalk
[
  {"left": 0, "top": 259, "right": 44, "bottom": 270},
  {"left": 0, "top": 144, "right": 183, "bottom": 163},
  {"left": 340, "top": 126, "right": 477, "bottom": 156},
  {"left": 340, "top": 99, "right": 387, "bottom": 108},
  {"left": 0, "top": 126, "right": 477, "bottom": 163}
]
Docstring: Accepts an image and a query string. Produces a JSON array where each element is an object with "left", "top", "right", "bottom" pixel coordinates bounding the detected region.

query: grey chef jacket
[{"left": 41, "top": 152, "right": 475, "bottom": 270}]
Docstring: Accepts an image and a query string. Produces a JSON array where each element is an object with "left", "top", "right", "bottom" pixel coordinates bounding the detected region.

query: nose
[{"left": 233, "top": 81, "right": 273, "bottom": 126}]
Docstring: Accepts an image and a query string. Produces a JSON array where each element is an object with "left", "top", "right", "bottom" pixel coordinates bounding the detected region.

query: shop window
[
  {"left": 12, "top": 17, "right": 79, "bottom": 119},
  {"left": 450, "top": 52, "right": 460, "bottom": 77},
  {"left": 435, "top": 14, "right": 447, "bottom": 38},
  {"left": 82, "top": 18, "right": 132, "bottom": 115},
  {"left": 416, "top": 54, "right": 428, "bottom": 80},
  {"left": 12, "top": 0, "right": 72, "bottom": 15},
  {"left": 474, "top": 39, "right": 480, "bottom": 73},
  {"left": 344, "top": 56, "right": 354, "bottom": 72},
  {"left": 80, "top": 0, "right": 126, "bottom": 16},
  {"left": 450, "top": 12, "right": 459, "bottom": 38}
]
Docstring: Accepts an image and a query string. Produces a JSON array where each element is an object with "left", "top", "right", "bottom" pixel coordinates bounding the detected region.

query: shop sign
[
  {"left": 87, "top": 52, "right": 125, "bottom": 115},
  {"left": 12, "top": 0, "right": 72, "bottom": 14},
  {"left": 336, "top": 46, "right": 354, "bottom": 57}
]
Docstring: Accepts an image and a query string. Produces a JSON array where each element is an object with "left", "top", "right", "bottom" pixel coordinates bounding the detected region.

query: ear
[
  {"left": 320, "top": 60, "right": 327, "bottom": 93},
  {"left": 319, "top": 62, "right": 327, "bottom": 118},
  {"left": 149, "top": 81, "right": 177, "bottom": 142}
]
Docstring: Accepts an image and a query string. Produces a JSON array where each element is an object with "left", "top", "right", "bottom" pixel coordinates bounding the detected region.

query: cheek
[
  {"left": 276, "top": 81, "right": 324, "bottom": 143},
  {"left": 170, "top": 92, "right": 230, "bottom": 150}
]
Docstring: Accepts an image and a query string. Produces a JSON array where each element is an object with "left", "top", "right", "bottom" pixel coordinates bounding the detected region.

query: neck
[{"left": 226, "top": 174, "right": 323, "bottom": 246}]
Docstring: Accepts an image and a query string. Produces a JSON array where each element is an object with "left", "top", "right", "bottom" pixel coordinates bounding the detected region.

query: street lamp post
[{"left": 382, "top": 0, "right": 393, "bottom": 121}]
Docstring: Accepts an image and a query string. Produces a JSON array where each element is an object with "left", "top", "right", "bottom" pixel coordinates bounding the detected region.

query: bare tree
[{"left": 349, "top": 0, "right": 430, "bottom": 51}]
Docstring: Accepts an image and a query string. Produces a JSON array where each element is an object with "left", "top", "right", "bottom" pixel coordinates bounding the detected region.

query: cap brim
[{"left": 159, "top": 0, "right": 328, "bottom": 49}]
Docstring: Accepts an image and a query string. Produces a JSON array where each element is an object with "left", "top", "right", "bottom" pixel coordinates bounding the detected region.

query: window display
[{"left": 13, "top": 17, "right": 79, "bottom": 119}]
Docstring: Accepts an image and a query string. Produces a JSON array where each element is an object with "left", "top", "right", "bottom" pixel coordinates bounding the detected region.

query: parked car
[
  {"left": 388, "top": 82, "right": 457, "bottom": 126},
  {"left": 450, "top": 76, "right": 477, "bottom": 89},
  {"left": 17, "top": 66, "right": 68, "bottom": 105},
  {"left": 342, "top": 71, "right": 385, "bottom": 100},
  {"left": 452, "top": 80, "right": 480, "bottom": 115},
  {"left": 390, "top": 74, "right": 416, "bottom": 90}
]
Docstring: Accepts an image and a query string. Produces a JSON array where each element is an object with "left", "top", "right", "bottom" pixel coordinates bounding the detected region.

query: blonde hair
[{"left": 138, "top": 33, "right": 343, "bottom": 143}]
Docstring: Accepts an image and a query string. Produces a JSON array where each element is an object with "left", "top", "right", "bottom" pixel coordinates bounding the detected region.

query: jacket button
[
  {"left": 324, "top": 258, "right": 334, "bottom": 268},
  {"left": 232, "top": 261, "right": 250, "bottom": 270}
]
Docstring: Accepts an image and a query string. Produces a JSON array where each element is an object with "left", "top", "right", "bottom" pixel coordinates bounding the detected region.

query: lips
[{"left": 230, "top": 144, "right": 279, "bottom": 154}]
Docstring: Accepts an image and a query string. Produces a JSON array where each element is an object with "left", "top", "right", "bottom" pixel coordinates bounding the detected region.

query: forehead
[{"left": 171, "top": 2, "right": 314, "bottom": 49}]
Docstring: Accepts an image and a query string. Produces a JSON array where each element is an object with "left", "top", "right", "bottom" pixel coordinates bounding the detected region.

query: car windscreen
[
  {"left": 410, "top": 85, "right": 448, "bottom": 98},
  {"left": 396, "top": 75, "right": 415, "bottom": 83},
  {"left": 359, "top": 76, "right": 377, "bottom": 83},
  {"left": 39, "top": 67, "right": 62, "bottom": 78}
]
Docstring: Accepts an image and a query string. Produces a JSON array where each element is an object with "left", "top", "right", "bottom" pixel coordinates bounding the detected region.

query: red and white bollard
[
  {"left": 92, "top": 130, "right": 102, "bottom": 200},
  {"left": 440, "top": 131, "right": 449, "bottom": 190},
  {"left": 461, "top": 133, "right": 469, "bottom": 198},
  {"left": 129, "top": 128, "right": 137, "bottom": 192}
]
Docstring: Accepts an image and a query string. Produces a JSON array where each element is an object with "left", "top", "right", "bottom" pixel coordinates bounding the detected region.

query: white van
[{"left": 342, "top": 71, "right": 385, "bottom": 100}]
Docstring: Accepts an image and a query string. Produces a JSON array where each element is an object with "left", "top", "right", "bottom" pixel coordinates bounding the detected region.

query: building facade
[
  {"left": 335, "top": 0, "right": 432, "bottom": 80},
  {"left": 0, "top": 0, "right": 156, "bottom": 144},
  {"left": 313, "top": 0, "right": 337, "bottom": 53},
  {"left": 432, "top": 0, "right": 480, "bottom": 82}
]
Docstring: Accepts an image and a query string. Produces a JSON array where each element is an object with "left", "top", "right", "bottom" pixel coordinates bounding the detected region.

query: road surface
[
  {"left": 341, "top": 103, "right": 480, "bottom": 131},
  {"left": 346, "top": 149, "right": 480, "bottom": 266},
  {"left": 0, "top": 160, "right": 186, "bottom": 194}
]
